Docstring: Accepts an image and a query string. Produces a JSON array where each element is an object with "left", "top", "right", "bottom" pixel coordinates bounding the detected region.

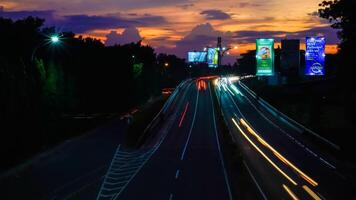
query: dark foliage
[
  {"left": 319, "top": 0, "right": 356, "bottom": 116},
  {"left": 0, "top": 16, "right": 188, "bottom": 171}
]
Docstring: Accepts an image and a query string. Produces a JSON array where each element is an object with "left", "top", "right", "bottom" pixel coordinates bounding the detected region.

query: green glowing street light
[
  {"left": 31, "top": 34, "right": 61, "bottom": 61},
  {"left": 50, "top": 35, "right": 60, "bottom": 43}
]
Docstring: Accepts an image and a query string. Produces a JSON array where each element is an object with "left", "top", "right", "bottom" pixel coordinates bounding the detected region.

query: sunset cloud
[
  {"left": 105, "top": 27, "right": 142, "bottom": 46},
  {"left": 0, "top": 0, "right": 339, "bottom": 59},
  {"left": 200, "top": 9, "right": 231, "bottom": 20}
]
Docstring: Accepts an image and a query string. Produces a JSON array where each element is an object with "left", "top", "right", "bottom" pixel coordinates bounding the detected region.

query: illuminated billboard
[
  {"left": 256, "top": 39, "right": 274, "bottom": 76},
  {"left": 207, "top": 48, "right": 219, "bottom": 68},
  {"left": 188, "top": 51, "right": 207, "bottom": 63},
  {"left": 305, "top": 37, "right": 325, "bottom": 76}
]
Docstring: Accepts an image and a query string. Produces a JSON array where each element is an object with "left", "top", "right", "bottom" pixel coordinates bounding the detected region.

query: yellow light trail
[
  {"left": 283, "top": 184, "right": 300, "bottom": 200},
  {"left": 231, "top": 118, "right": 298, "bottom": 186},
  {"left": 302, "top": 185, "right": 322, "bottom": 200},
  {"left": 240, "top": 118, "right": 318, "bottom": 187}
]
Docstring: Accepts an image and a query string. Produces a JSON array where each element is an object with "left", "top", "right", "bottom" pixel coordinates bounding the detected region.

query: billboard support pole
[{"left": 217, "top": 37, "right": 222, "bottom": 68}]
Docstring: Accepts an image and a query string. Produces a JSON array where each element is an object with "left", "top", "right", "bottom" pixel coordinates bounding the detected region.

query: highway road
[
  {"left": 216, "top": 77, "right": 354, "bottom": 199},
  {"left": 2, "top": 77, "right": 352, "bottom": 200},
  {"left": 0, "top": 117, "right": 126, "bottom": 199},
  {"left": 96, "top": 78, "right": 234, "bottom": 200}
]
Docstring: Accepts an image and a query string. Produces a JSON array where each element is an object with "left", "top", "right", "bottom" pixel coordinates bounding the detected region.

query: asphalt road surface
[
  {"left": 96, "top": 78, "right": 233, "bottom": 200},
  {"left": 217, "top": 78, "right": 354, "bottom": 199},
  {"left": 0, "top": 118, "right": 125, "bottom": 199},
  {"left": 2, "top": 77, "right": 353, "bottom": 200}
]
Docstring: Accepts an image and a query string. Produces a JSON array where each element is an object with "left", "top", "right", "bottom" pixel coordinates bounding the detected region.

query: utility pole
[
  {"left": 217, "top": 37, "right": 222, "bottom": 110},
  {"left": 217, "top": 36, "right": 222, "bottom": 68}
]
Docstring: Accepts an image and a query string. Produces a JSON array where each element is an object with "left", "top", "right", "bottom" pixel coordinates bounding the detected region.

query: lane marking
[
  {"left": 226, "top": 86, "right": 235, "bottom": 96},
  {"left": 209, "top": 83, "right": 233, "bottom": 200},
  {"left": 111, "top": 142, "right": 166, "bottom": 199},
  {"left": 225, "top": 85, "right": 334, "bottom": 185},
  {"left": 317, "top": 192, "right": 326, "bottom": 200},
  {"left": 303, "top": 185, "right": 322, "bottom": 200},
  {"left": 243, "top": 161, "right": 268, "bottom": 200},
  {"left": 232, "top": 118, "right": 298, "bottom": 186},
  {"left": 233, "top": 113, "right": 238, "bottom": 119},
  {"left": 282, "top": 184, "right": 299, "bottom": 200},
  {"left": 230, "top": 84, "right": 244, "bottom": 96},
  {"left": 139, "top": 80, "right": 190, "bottom": 144},
  {"left": 98, "top": 80, "right": 195, "bottom": 200},
  {"left": 178, "top": 102, "right": 189, "bottom": 127},
  {"left": 241, "top": 81, "right": 340, "bottom": 150},
  {"left": 240, "top": 118, "right": 318, "bottom": 187},
  {"left": 180, "top": 85, "right": 199, "bottom": 161},
  {"left": 237, "top": 82, "right": 338, "bottom": 169},
  {"left": 169, "top": 193, "right": 173, "bottom": 200},
  {"left": 97, "top": 145, "right": 122, "bottom": 199}
]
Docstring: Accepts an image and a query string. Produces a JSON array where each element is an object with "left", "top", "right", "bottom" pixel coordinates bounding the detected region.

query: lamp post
[
  {"left": 220, "top": 46, "right": 238, "bottom": 60},
  {"left": 217, "top": 43, "right": 237, "bottom": 113},
  {"left": 31, "top": 34, "right": 61, "bottom": 62}
]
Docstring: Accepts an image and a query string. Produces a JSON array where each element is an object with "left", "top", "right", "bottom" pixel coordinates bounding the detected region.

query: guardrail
[
  {"left": 136, "top": 79, "right": 190, "bottom": 147},
  {"left": 238, "top": 81, "right": 340, "bottom": 151}
]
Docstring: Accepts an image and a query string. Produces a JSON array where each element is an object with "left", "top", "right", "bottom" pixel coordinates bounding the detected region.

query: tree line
[{"left": 0, "top": 16, "right": 188, "bottom": 171}]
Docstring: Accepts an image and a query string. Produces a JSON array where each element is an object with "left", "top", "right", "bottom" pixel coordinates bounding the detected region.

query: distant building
[
  {"left": 236, "top": 50, "right": 256, "bottom": 75},
  {"left": 280, "top": 39, "right": 300, "bottom": 76}
]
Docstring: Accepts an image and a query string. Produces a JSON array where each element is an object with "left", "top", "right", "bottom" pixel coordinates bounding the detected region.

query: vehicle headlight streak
[
  {"left": 222, "top": 84, "right": 227, "bottom": 92},
  {"left": 226, "top": 86, "right": 235, "bottom": 96},
  {"left": 227, "top": 76, "right": 240, "bottom": 83},
  {"left": 302, "top": 185, "right": 322, "bottom": 200},
  {"left": 229, "top": 84, "right": 243, "bottom": 96},
  {"left": 231, "top": 118, "right": 298, "bottom": 186},
  {"left": 283, "top": 184, "right": 300, "bottom": 200},
  {"left": 239, "top": 118, "right": 318, "bottom": 187}
]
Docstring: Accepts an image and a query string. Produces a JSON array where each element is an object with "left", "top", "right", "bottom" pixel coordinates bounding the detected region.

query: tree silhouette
[
  {"left": 319, "top": 0, "right": 355, "bottom": 115},
  {"left": 0, "top": 16, "right": 189, "bottom": 171}
]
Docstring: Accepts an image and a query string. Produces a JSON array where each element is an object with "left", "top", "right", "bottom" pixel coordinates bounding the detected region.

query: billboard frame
[
  {"left": 256, "top": 38, "right": 274, "bottom": 76},
  {"left": 305, "top": 36, "right": 325, "bottom": 76},
  {"left": 207, "top": 47, "right": 219, "bottom": 68},
  {"left": 187, "top": 51, "right": 207, "bottom": 63}
]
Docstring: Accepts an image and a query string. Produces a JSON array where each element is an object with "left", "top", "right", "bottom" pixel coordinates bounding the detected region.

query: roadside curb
[{"left": 136, "top": 79, "right": 190, "bottom": 147}]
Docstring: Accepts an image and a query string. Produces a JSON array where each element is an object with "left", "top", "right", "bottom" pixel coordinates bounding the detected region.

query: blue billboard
[
  {"left": 188, "top": 51, "right": 207, "bottom": 63},
  {"left": 305, "top": 37, "right": 325, "bottom": 76},
  {"left": 207, "top": 48, "right": 218, "bottom": 68}
]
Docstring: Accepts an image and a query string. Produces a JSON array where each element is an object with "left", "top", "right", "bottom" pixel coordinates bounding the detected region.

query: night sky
[{"left": 0, "top": 0, "right": 339, "bottom": 62}]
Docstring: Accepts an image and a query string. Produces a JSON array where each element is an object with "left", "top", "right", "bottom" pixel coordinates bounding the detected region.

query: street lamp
[
  {"left": 164, "top": 62, "right": 169, "bottom": 67},
  {"left": 221, "top": 46, "right": 232, "bottom": 56},
  {"left": 50, "top": 35, "right": 60, "bottom": 43},
  {"left": 31, "top": 34, "right": 62, "bottom": 61},
  {"left": 219, "top": 45, "right": 238, "bottom": 64}
]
